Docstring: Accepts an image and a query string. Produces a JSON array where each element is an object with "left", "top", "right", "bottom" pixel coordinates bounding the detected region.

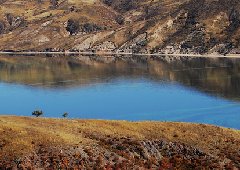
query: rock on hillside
[{"left": 0, "top": 0, "right": 240, "bottom": 55}]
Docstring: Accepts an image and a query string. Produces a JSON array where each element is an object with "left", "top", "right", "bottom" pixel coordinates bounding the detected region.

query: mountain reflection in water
[
  {"left": 0, "top": 54, "right": 240, "bottom": 129},
  {"left": 0, "top": 55, "right": 240, "bottom": 100}
]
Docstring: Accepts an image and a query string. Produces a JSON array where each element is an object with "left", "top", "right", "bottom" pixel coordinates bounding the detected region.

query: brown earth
[
  {"left": 1, "top": 0, "right": 240, "bottom": 54},
  {"left": 0, "top": 116, "right": 240, "bottom": 169}
]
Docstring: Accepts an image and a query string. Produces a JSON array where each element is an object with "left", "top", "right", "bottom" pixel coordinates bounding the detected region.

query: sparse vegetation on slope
[
  {"left": 0, "top": 116, "right": 240, "bottom": 169},
  {"left": 0, "top": 0, "right": 240, "bottom": 54}
]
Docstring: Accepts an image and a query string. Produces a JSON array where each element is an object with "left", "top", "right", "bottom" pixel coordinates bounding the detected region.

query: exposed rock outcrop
[
  {"left": 1, "top": 136, "right": 239, "bottom": 169},
  {"left": 66, "top": 19, "right": 79, "bottom": 35},
  {"left": 0, "top": 21, "right": 5, "bottom": 34},
  {"left": 5, "top": 13, "right": 25, "bottom": 31}
]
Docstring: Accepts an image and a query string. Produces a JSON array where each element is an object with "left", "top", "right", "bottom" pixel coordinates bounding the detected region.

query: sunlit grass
[{"left": 0, "top": 115, "right": 239, "bottom": 160}]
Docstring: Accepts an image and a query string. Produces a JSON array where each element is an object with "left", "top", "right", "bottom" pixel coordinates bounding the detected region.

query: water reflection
[
  {"left": 0, "top": 55, "right": 240, "bottom": 100},
  {"left": 1, "top": 55, "right": 240, "bottom": 129}
]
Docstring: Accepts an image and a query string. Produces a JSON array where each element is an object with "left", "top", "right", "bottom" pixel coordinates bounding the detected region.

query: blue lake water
[{"left": 1, "top": 55, "right": 240, "bottom": 129}]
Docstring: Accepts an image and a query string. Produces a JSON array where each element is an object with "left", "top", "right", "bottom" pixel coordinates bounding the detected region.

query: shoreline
[
  {"left": 1, "top": 115, "right": 238, "bottom": 130},
  {"left": 0, "top": 115, "right": 239, "bottom": 130},
  {"left": 1, "top": 51, "right": 240, "bottom": 58}
]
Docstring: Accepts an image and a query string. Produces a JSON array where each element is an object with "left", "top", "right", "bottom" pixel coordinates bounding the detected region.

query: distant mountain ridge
[{"left": 0, "top": 0, "right": 240, "bottom": 55}]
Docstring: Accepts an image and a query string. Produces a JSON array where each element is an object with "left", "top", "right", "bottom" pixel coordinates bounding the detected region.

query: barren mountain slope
[{"left": 0, "top": 0, "right": 240, "bottom": 54}]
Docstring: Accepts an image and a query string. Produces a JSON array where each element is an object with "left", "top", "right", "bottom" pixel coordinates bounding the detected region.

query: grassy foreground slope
[{"left": 0, "top": 116, "right": 240, "bottom": 169}]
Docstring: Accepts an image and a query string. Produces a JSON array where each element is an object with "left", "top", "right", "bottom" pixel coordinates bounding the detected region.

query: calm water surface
[{"left": 1, "top": 55, "right": 240, "bottom": 129}]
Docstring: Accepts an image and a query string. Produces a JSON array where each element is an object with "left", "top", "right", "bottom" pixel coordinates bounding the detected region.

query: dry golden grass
[{"left": 0, "top": 115, "right": 239, "bottom": 161}]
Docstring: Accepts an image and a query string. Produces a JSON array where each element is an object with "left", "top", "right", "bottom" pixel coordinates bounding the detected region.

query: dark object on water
[
  {"left": 32, "top": 110, "right": 44, "bottom": 117},
  {"left": 62, "top": 112, "right": 69, "bottom": 118}
]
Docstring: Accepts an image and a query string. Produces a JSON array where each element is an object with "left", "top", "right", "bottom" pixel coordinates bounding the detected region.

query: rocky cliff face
[{"left": 0, "top": 0, "right": 240, "bottom": 55}]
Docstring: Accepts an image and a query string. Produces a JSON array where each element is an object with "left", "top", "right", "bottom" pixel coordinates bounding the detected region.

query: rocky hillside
[{"left": 0, "top": 0, "right": 240, "bottom": 54}]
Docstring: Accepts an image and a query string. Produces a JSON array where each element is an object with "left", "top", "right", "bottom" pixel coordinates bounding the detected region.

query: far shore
[{"left": 1, "top": 51, "right": 240, "bottom": 58}]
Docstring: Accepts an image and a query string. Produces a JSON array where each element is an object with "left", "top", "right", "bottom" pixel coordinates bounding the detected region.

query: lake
[{"left": 1, "top": 54, "right": 240, "bottom": 129}]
